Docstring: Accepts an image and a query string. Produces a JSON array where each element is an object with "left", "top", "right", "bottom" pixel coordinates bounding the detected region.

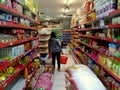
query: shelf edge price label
[
  {"left": 114, "top": 39, "right": 116, "bottom": 42},
  {"left": 10, "top": 42, "right": 13, "bottom": 45},
  {"left": 3, "top": 21, "right": 6, "bottom": 25}
]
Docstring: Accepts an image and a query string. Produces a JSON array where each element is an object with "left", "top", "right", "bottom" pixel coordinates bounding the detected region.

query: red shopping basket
[{"left": 60, "top": 55, "right": 68, "bottom": 64}]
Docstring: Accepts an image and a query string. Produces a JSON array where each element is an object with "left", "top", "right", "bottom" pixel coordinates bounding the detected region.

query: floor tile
[
  {"left": 53, "top": 79, "right": 66, "bottom": 85},
  {"left": 53, "top": 74, "right": 65, "bottom": 80},
  {"left": 52, "top": 49, "right": 75, "bottom": 90},
  {"left": 52, "top": 85, "right": 66, "bottom": 90}
]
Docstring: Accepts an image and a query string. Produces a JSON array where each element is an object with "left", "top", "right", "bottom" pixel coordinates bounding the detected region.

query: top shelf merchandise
[
  {"left": 71, "top": 0, "right": 120, "bottom": 89},
  {"left": 0, "top": 0, "right": 40, "bottom": 25},
  {"left": 0, "top": 0, "right": 41, "bottom": 90}
]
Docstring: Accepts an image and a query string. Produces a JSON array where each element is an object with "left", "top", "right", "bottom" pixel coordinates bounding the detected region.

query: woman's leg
[
  {"left": 52, "top": 53, "right": 56, "bottom": 69},
  {"left": 56, "top": 52, "right": 60, "bottom": 70}
]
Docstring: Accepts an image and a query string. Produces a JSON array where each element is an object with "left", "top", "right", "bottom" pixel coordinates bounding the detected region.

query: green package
[{"left": 0, "top": 0, "right": 6, "bottom": 5}]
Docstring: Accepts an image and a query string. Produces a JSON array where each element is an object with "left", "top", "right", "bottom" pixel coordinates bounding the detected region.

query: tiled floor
[{"left": 52, "top": 51, "right": 75, "bottom": 90}]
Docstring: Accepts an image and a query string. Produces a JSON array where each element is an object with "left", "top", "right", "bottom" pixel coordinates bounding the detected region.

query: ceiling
[{"left": 35, "top": 0, "right": 86, "bottom": 20}]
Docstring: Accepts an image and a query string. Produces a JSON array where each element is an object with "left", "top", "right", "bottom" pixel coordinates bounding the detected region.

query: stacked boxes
[{"left": 0, "top": 45, "right": 24, "bottom": 61}]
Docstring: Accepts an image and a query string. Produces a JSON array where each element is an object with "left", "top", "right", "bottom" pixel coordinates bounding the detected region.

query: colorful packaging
[
  {"left": 12, "top": 1, "right": 18, "bottom": 11},
  {"left": 6, "top": 0, "right": 12, "bottom": 8}
]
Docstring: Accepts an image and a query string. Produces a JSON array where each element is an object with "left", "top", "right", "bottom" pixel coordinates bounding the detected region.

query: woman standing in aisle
[{"left": 48, "top": 32, "right": 62, "bottom": 72}]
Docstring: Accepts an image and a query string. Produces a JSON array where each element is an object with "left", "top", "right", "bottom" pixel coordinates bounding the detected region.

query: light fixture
[
  {"left": 64, "top": 5, "right": 70, "bottom": 14},
  {"left": 62, "top": 0, "right": 70, "bottom": 18},
  {"left": 66, "top": 0, "right": 70, "bottom": 6}
]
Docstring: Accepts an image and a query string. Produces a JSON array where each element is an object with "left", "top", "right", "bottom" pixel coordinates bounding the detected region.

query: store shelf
[
  {"left": 109, "top": 9, "right": 120, "bottom": 16},
  {"left": 1, "top": 56, "right": 35, "bottom": 90},
  {"left": 78, "top": 47, "right": 120, "bottom": 82},
  {"left": 108, "top": 24, "right": 120, "bottom": 29},
  {"left": 79, "top": 35, "right": 120, "bottom": 43},
  {"left": 78, "top": 26, "right": 108, "bottom": 31},
  {"left": 71, "top": 40, "right": 79, "bottom": 48},
  {"left": 71, "top": 25, "right": 79, "bottom": 28},
  {"left": 40, "top": 51, "right": 48, "bottom": 54},
  {"left": 39, "top": 38, "right": 49, "bottom": 41},
  {"left": 74, "top": 50, "right": 87, "bottom": 65},
  {"left": 78, "top": 28, "right": 93, "bottom": 31},
  {"left": 79, "top": 41, "right": 120, "bottom": 63},
  {"left": 0, "top": 45, "right": 39, "bottom": 72},
  {"left": 39, "top": 45, "right": 48, "bottom": 48},
  {"left": 78, "top": 41, "right": 99, "bottom": 52},
  {"left": 69, "top": 50, "right": 80, "bottom": 64},
  {"left": 21, "top": 68, "right": 37, "bottom": 90},
  {"left": 0, "top": 62, "right": 11, "bottom": 71},
  {"left": 0, "top": 37, "right": 39, "bottom": 49},
  {"left": 0, "top": 21, "right": 38, "bottom": 30},
  {"left": 0, "top": 3, "right": 39, "bottom": 24}
]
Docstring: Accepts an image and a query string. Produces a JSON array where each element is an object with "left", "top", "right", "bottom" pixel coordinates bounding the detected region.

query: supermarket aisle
[{"left": 52, "top": 51, "right": 75, "bottom": 90}]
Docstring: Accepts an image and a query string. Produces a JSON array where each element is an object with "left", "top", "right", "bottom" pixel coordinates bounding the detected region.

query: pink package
[
  {"left": 12, "top": 1, "right": 18, "bottom": 11},
  {"left": 35, "top": 72, "right": 53, "bottom": 90},
  {"left": 6, "top": 0, "right": 12, "bottom": 8}
]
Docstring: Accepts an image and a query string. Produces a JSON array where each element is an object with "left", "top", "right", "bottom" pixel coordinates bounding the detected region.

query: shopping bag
[{"left": 60, "top": 55, "right": 68, "bottom": 64}]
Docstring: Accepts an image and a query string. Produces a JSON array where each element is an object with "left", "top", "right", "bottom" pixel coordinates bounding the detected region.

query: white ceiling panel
[{"left": 35, "top": 0, "right": 86, "bottom": 19}]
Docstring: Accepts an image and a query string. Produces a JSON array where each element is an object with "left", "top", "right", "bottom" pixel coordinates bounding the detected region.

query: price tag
[
  {"left": 114, "top": 39, "right": 116, "bottom": 42},
  {"left": 10, "top": 42, "right": 13, "bottom": 45},
  {"left": 100, "top": 19, "right": 105, "bottom": 27},
  {"left": 3, "top": 22, "right": 6, "bottom": 25}
]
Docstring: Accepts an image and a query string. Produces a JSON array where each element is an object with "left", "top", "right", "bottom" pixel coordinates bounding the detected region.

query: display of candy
[
  {"left": 0, "top": 66, "right": 16, "bottom": 81},
  {"left": 0, "top": 13, "right": 6, "bottom": 21},
  {"left": 12, "top": 1, "right": 18, "bottom": 11},
  {"left": 6, "top": 0, "right": 12, "bottom": 8},
  {"left": 0, "top": 34, "right": 17, "bottom": 44},
  {"left": 34, "top": 72, "right": 53, "bottom": 90},
  {"left": 13, "top": 16, "right": 19, "bottom": 23},
  {"left": 17, "top": 3, "right": 23, "bottom": 13},
  {"left": 6, "top": 14, "right": 12, "bottom": 22}
]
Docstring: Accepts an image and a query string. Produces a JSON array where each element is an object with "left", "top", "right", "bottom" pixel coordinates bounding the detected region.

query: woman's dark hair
[{"left": 50, "top": 32, "right": 56, "bottom": 38}]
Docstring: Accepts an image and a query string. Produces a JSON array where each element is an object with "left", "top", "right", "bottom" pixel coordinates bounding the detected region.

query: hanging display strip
[{"left": 0, "top": 3, "right": 39, "bottom": 24}]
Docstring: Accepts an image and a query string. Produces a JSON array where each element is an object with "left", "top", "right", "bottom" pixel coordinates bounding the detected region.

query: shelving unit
[
  {"left": 0, "top": 3, "right": 39, "bottom": 24},
  {"left": 62, "top": 30, "right": 71, "bottom": 48},
  {"left": 11, "top": 66, "right": 37, "bottom": 90},
  {"left": 39, "top": 34, "right": 50, "bottom": 54},
  {"left": 71, "top": 3, "right": 120, "bottom": 88},
  {"left": 0, "top": 37, "right": 40, "bottom": 49},
  {"left": 78, "top": 47, "right": 120, "bottom": 82},
  {"left": 69, "top": 50, "right": 80, "bottom": 64},
  {"left": 0, "top": 21, "right": 38, "bottom": 30},
  {"left": 0, "top": 1, "right": 40, "bottom": 90}
]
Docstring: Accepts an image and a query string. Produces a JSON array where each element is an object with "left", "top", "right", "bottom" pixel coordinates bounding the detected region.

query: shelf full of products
[
  {"left": 0, "top": 0, "right": 41, "bottom": 90},
  {"left": 71, "top": 0, "right": 120, "bottom": 89}
]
